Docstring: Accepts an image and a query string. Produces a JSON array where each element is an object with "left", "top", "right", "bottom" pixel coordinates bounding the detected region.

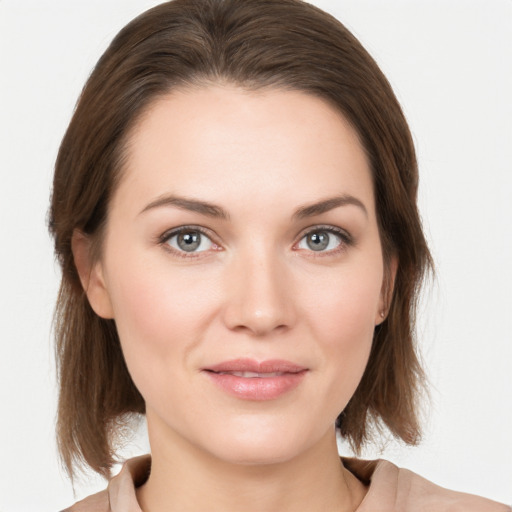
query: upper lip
[{"left": 204, "top": 358, "right": 307, "bottom": 374}]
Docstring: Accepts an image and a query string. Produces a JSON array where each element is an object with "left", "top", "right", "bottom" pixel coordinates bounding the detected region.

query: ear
[
  {"left": 375, "top": 254, "right": 398, "bottom": 325},
  {"left": 71, "top": 230, "right": 114, "bottom": 319}
]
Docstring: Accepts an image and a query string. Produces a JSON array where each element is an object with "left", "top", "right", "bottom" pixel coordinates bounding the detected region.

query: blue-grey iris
[
  {"left": 306, "top": 231, "right": 329, "bottom": 251},
  {"left": 178, "top": 231, "right": 201, "bottom": 252}
]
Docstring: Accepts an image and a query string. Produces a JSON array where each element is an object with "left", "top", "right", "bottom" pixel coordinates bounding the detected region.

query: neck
[{"left": 136, "top": 415, "right": 367, "bottom": 512}]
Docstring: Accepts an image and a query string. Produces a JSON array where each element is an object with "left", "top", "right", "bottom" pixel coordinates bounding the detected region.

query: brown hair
[{"left": 49, "top": 0, "right": 432, "bottom": 479}]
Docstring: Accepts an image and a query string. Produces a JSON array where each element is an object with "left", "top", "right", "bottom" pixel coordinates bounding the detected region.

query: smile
[
  {"left": 215, "top": 371, "right": 288, "bottom": 378},
  {"left": 203, "top": 359, "right": 308, "bottom": 401}
]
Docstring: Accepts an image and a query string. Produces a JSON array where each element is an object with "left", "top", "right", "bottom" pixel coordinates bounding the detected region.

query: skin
[{"left": 74, "top": 85, "right": 394, "bottom": 511}]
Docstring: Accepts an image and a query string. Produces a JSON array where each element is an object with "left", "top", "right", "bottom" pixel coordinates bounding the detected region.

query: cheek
[
  {"left": 304, "top": 263, "right": 382, "bottom": 345},
  {"left": 300, "top": 263, "right": 382, "bottom": 406},
  {"left": 107, "top": 247, "right": 216, "bottom": 331},
  {"left": 104, "top": 253, "right": 221, "bottom": 388}
]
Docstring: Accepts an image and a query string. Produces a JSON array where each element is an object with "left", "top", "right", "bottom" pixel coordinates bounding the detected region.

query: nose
[{"left": 221, "top": 247, "right": 296, "bottom": 337}]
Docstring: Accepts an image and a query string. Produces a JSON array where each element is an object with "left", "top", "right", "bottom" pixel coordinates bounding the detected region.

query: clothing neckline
[
  {"left": 107, "top": 454, "right": 390, "bottom": 512},
  {"left": 68, "top": 454, "right": 510, "bottom": 511}
]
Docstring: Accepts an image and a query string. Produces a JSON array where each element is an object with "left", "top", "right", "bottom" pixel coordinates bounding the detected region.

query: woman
[{"left": 49, "top": 0, "right": 509, "bottom": 510}]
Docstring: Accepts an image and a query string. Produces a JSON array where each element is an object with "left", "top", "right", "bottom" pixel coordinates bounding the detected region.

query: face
[{"left": 81, "top": 85, "right": 390, "bottom": 465}]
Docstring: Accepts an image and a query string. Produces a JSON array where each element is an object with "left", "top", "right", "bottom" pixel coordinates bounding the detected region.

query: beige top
[{"left": 64, "top": 455, "right": 510, "bottom": 511}]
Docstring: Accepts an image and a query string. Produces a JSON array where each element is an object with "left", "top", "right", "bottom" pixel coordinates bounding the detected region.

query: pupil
[
  {"left": 178, "top": 231, "right": 200, "bottom": 252},
  {"left": 307, "top": 231, "right": 329, "bottom": 251}
]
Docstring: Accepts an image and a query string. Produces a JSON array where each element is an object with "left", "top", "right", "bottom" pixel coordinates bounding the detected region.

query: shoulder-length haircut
[{"left": 49, "top": 0, "right": 432, "bottom": 479}]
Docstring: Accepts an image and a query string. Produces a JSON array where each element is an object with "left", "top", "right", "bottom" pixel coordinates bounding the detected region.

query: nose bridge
[{"left": 222, "top": 241, "right": 294, "bottom": 336}]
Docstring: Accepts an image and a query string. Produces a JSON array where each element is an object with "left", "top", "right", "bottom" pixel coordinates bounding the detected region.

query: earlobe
[
  {"left": 376, "top": 255, "right": 398, "bottom": 325},
  {"left": 71, "top": 230, "right": 114, "bottom": 319}
]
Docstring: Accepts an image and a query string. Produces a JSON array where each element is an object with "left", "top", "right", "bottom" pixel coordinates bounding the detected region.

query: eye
[
  {"left": 297, "top": 227, "right": 349, "bottom": 253},
  {"left": 162, "top": 228, "right": 215, "bottom": 253}
]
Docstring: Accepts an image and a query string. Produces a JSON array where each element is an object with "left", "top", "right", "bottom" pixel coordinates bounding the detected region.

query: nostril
[{"left": 221, "top": 263, "right": 296, "bottom": 335}]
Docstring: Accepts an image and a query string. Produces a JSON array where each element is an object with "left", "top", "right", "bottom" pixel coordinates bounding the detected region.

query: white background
[{"left": 1, "top": 1, "right": 511, "bottom": 510}]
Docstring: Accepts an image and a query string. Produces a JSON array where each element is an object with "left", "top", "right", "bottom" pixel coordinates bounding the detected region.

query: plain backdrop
[{"left": 1, "top": 1, "right": 511, "bottom": 510}]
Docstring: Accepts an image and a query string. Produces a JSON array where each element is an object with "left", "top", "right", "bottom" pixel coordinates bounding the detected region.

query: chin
[{"left": 199, "top": 415, "right": 328, "bottom": 467}]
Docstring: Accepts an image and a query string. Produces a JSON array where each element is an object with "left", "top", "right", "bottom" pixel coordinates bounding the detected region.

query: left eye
[
  {"left": 165, "top": 229, "right": 214, "bottom": 253},
  {"left": 297, "top": 229, "right": 343, "bottom": 252}
]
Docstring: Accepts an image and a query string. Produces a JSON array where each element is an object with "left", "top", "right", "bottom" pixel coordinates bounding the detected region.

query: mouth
[
  {"left": 212, "top": 371, "right": 291, "bottom": 378},
  {"left": 202, "top": 359, "right": 308, "bottom": 401}
]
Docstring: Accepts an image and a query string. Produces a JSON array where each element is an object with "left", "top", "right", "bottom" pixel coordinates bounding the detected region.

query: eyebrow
[
  {"left": 140, "top": 195, "right": 230, "bottom": 219},
  {"left": 140, "top": 194, "right": 367, "bottom": 220},
  {"left": 292, "top": 195, "right": 368, "bottom": 220}
]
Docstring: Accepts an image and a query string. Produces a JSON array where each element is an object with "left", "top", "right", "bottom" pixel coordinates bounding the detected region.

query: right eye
[{"left": 162, "top": 228, "right": 215, "bottom": 254}]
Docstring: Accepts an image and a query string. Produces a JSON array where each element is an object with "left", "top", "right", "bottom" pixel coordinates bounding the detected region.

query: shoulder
[
  {"left": 60, "top": 489, "right": 109, "bottom": 512},
  {"left": 343, "top": 457, "right": 510, "bottom": 512},
  {"left": 60, "top": 455, "right": 150, "bottom": 512},
  {"left": 392, "top": 463, "right": 510, "bottom": 512}
]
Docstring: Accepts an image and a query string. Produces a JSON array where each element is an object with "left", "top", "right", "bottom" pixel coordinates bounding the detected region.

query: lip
[{"left": 202, "top": 358, "right": 308, "bottom": 401}]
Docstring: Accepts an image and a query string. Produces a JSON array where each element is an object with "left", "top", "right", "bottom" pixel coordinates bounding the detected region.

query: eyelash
[
  {"left": 158, "top": 225, "right": 219, "bottom": 259},
  {"left": 158, "top": 225, "right": 353, "bottom": 258},
  {"left": 295, "top": 225, "right": 353, "bottom": 257}
]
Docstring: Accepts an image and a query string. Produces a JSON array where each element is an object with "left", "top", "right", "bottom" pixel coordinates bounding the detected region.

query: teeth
[{"left": 218, "top": 371, "right": 284, "bottom": 378}]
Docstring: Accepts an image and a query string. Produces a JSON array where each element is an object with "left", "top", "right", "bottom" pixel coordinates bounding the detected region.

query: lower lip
[{"left": 204, "top": 371, "right": 307, "bottom": 400}]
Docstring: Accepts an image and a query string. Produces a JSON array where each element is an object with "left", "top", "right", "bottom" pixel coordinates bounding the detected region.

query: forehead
[{"left": 115, "top": 85, "right": 374, "bottom": 218}]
